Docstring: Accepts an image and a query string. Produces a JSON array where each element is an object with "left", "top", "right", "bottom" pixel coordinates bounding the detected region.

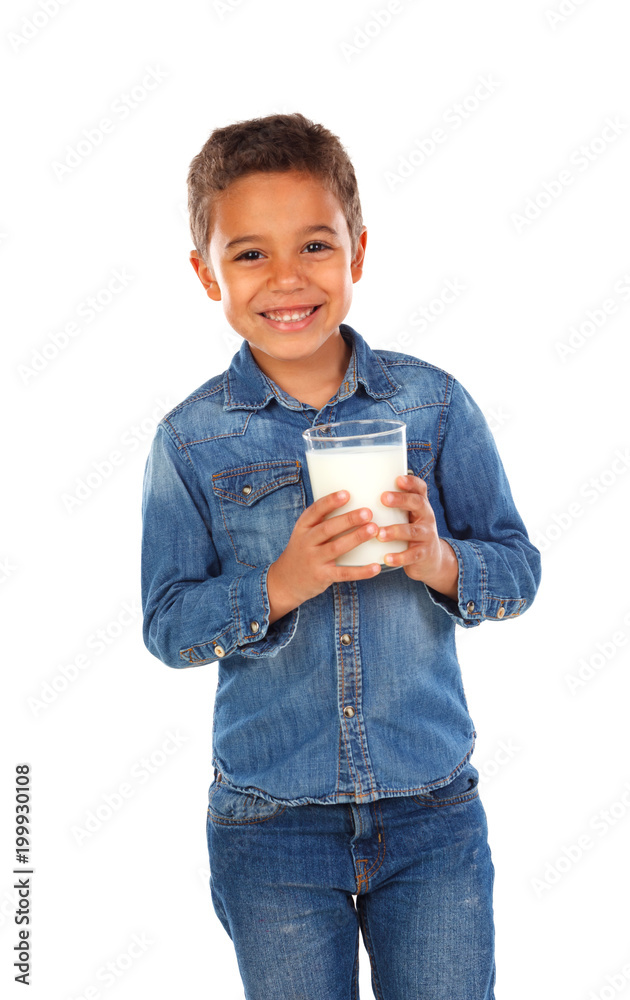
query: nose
[{"left": 267, "top": 255, "right": 306, "bottom": 292}]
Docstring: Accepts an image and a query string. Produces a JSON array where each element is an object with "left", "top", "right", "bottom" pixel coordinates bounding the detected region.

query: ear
[
  {"left": 350, "top": 227, "right": 368, "bottom": 284},
  {"left": 189, "top": 250, "right": 222, "bottom": 301}
]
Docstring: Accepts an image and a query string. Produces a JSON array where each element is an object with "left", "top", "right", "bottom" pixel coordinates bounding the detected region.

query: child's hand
[
  {"left": 378, "top": 475, "right": 459, "bottom": 598},
  {"left": 267, "top": 491, "right": 382, "bottom": 622}
]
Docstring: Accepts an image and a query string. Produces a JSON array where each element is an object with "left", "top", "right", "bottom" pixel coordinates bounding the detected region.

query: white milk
[{"left": 305, "top": 444, "right": 409, "bottom": 566}]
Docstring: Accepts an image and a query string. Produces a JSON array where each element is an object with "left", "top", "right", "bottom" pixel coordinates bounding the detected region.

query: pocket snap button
[{"left": 241, "top": 485, "right": 252, "bottom": 495}]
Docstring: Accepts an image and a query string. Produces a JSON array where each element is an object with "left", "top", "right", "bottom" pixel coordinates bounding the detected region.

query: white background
[{"left": 3, "top": 1, "right": 630, "bottom": 997}]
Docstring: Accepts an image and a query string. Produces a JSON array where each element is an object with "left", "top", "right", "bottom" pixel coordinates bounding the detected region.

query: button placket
[
  {"left": 333, "top": 582, "right": 377, "bottom": 799},
  {"left": 340, "top": 632, "right": 356, "bottom": 722}
]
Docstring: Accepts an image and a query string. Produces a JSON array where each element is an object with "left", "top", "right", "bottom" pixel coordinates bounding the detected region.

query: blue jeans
[{"left": 206, "top": 762, "right": 496, "bottom": 999}]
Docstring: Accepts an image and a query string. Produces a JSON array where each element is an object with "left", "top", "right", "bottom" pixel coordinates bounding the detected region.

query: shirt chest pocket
[
  {"left": 406, "top": 442, "right": 433, "bottom": 480},
  {"left": 211, "top": 461, "right": 306, "bottom": 568}
]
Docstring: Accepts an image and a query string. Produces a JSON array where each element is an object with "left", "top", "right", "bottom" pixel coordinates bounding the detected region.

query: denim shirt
[{"left": 141, "top": 324, "right": 541, "bottom": 806}]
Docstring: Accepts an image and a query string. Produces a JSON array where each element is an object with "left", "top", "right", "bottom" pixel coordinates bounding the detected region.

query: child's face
[{"left": 190, "top": 170, "right": 367, "bottom": 368}]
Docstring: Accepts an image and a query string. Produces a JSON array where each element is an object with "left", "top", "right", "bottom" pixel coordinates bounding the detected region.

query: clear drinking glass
[{"left": 302, "top": 419, "right": 409, "bottom": 568}]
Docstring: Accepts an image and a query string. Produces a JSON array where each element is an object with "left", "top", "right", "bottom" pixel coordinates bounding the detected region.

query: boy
[{"left": 141, "top": 113, "right": 541, "bottom": 999}]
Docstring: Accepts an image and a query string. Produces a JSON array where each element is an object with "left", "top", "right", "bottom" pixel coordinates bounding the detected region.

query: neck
[{"left": 250, "top": 329, "right": 352, "bottom": 406}]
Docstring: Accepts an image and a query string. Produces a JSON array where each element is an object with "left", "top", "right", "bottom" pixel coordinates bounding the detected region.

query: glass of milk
[{"left": 302, "top": 419, "right": 409, "bottom": 568}]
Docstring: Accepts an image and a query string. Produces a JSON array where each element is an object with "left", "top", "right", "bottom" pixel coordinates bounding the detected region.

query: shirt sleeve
[
  {"left": 141, "top": 422, "right": 299, "bottom": 667},
  {"left": 425, "top": 377, "right": 541, "bottom": 627}
]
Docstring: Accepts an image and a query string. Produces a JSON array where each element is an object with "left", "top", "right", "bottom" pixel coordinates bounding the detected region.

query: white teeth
[{"left": 263, "top": 306, "right": 316, "bottom": 322}]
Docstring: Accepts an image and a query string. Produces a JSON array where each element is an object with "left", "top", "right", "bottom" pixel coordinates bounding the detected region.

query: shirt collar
[{"left": 222, "top": 323, "right": 402, "bottom": 411}]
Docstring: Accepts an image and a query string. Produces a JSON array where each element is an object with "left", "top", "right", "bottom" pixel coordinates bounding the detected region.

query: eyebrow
[{"left": 223, "top": 224, "right": 340, "bottom": 252}]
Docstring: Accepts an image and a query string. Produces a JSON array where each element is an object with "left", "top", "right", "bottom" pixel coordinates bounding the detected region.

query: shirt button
[
  {"left": 214, "top": 645, "right": 225, "bottom": 657},
  {"left": 340, "top": 633, "right": 352, "bottom": 645},
  {"left": 497, "top": 607, "right": 505, "bottom": 619},
  {"left": 250, "top": 620, "right": 260, "bottom": 633},
  {"left": 466, "top": 601, "right": 475, "bottom": 614},
  {"left": 343, "top": 706, "right": 355, "bottom": 718},
  {"left": 407, "top": 468, "right": 414, "bottom": 476},
  {"left": 241, "top": 484, "right": 252, "bottom": 495}
]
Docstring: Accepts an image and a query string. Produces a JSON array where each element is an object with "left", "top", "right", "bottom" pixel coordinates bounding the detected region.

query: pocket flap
[{"left": 212, "top": 461, "right": 301, "bottom": 506}]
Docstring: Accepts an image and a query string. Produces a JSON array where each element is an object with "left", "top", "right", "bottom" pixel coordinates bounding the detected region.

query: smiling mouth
[{"left": 260, "top": 304, "right": 321, "bottom": 322}]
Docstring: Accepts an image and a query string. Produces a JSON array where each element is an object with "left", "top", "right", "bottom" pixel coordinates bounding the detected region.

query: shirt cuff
[
  {"left": 178, "top": 565, "right": 299, "bottom": 664},
  {"left": 424, "top": 538, "right": 526, "bottom": 627}
]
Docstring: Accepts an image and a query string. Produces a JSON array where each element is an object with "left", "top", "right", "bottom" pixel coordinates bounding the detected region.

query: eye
[
  {"left": 303, "top": 242, "right": 330, "bottom": 253},
  {"left": 233, "top": 242, "right": 331, "bottom": 262},
  {"left": 234, "top": 249, "right": 264, "bottom": 261}
]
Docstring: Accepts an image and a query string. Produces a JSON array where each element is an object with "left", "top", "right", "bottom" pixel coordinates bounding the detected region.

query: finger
[
  {"left": 395, "top": 474, "right": 427, "bottom": 494},
  {"left": 322, "top": 519, "right": 379, "bottom": 560},
  {"left": 377, "top": 520, "right": 434, "bottom": 544},
  {"left": 330, "top": 561, "right": 382, "bottom": 581},
  {"left": 383, "top": 540, "right": 432, "bottom": 567},
  {"left": 380, "top": 489, "right": 425, "bottom": 515},
  {"left": 301, "top": 489, "right": 352, "bottom": 527},
  {"left": 313, "top": 505, "right": 376, "bottom": 545},
  {"left": 382, "top": 475, "right": 429, "bottom": 512}
]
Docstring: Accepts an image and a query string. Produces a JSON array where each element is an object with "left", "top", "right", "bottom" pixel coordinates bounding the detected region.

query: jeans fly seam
[{"left": 363, "top": 800, "right": 387, "bottom": 881}]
